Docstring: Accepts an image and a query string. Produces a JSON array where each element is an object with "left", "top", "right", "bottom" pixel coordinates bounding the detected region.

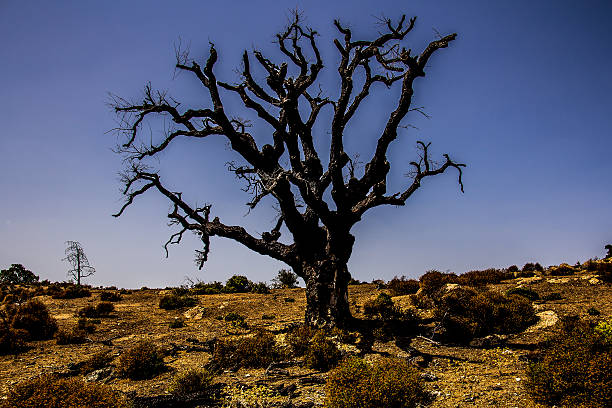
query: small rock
[
  {"left": 84, "top": 367, "right": 113, "bottom": 382},
  {"left": 420, "top": 372, "right": 438, "bottom": 382}
]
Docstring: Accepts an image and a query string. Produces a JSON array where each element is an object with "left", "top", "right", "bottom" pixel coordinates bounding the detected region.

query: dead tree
[
  {"left": 63, "top": 241, "right": 95, "bottom": 286},
  {"left": 111, "top": 13, "right": 464, "bottom": 327}
]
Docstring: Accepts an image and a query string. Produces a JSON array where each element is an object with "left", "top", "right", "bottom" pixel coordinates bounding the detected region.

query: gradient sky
[{"left": 1, "top": 0, "right": 611, "bottom": 288}]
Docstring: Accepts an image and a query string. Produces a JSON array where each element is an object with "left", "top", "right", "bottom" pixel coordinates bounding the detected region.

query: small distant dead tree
[
  {"left": 63, "top": 241, "right": 95, "bottom": 286},
  {"left": 605, "top": 244, "right": 612, "bottom": 259},
  {"left": 111, "top": 12, "right": 463, "bottom": 327}
]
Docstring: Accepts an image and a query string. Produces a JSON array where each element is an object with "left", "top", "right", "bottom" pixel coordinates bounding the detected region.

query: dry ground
[{"left": 1, "top": 272, "right": 610, "bottom": 407}]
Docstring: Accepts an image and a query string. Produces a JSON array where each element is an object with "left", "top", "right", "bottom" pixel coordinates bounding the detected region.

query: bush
[
  {"left": 169, "top": 318, "right": 185, "bottom": 328},
  {"left": 506, "top": 287, "right": 540, "bottom": 301},
  {"left": 52, "top": 285, "right": 91, "bottom": 299},
  {"left": 456, "top": 268, "right": 508, "bottom": 286},
  {"left": 224, "top": 275, "right": 251, "bottom": 293},
  {"left": 325, "top": 357, "right": 427, "bottom": 408},
  {"left": 4, "top": 376, "right": 127, "bottom": 408},
  {"left": 286, "top": 324, "right": 319, "bottom": 357},
  {"left": 77, "top": 317, "right": 97, "bottom": 334},
  {"left": 507, "top": 265, "right": 519, "bottom": 273},
  {"left": 522, "top": 262, "right": 544, "bottom": 272},
  {"left": 0, "top": 264, "right": 39, "bottom": 285},
  {"left": 115, "top": 340, "right": 166, "bottom": 379},
  {"left": 168, "top": 368, "right": 214, "bottom": 397},
  {"left": 587, "top": 306, "right": 601, "bottom": 316},
  {"left": 584, "top": 258, "right": 612, "bottom": 282},
  {"left": 80, "top": 350, "right": 113, "bottom": 374},
  {"left": 542, "top": 292, "right": 562, "bottom": 301},
  {"left": 96, "top": 302, "right": 115, "bottom": 316},
  {"left": 55, "top": 327, "right": 87, "bottom": 345},
  {"left": 527, "top": 317, "right": 612, "bottom": 407},
  {"left": 363, "top": 293, "right": 400, "bottom": 320},
  {"left": 303, "top": 332, "right": 341, "bottom": 371},
  {"left": 548, "top": 263, "right": 577, "bottom": 276},
  {"left": 0, "top": 320, "right": 28, "bottom": 355},
  {"left": 224, "top": 312, "right": 247, "bottom": 328},
  {"left": 212, "top": 330, "right": 281, "bottom": 369},
  {"left": 436, "top": 287, "right": 537, "bottom": 343},
  {"left": 418, "top": 270, "right": 458, "bottom": 299},
  {"left": 159, "top": 294, "right": 198, "bottom": 310},
  {"left": 272, "top": 269, "right": 299, "bottom": 289},
  {"left": 250, "top": 281, "right": 271, "bottom": 294},
  {"left": 190, "top": 281, "right": 224, "bottom": 295},
  {"left": 386, "top": 276, "right": 420, "bottom": 296},
  {"left": 11, "top": 299, "right": 57, "bottom": 340},
  {"left": 99, "top": 292, "right": 122, "bottom": 302},
  {"left": 595, "top": 317, "right": 612, "bottom": 344}
]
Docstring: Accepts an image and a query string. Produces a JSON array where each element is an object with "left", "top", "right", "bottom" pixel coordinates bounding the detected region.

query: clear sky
[{"left": 1, "top": 0, "right": 611, "bottom": 288}]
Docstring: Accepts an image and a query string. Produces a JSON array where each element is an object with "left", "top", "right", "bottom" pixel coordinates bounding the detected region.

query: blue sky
[{"left": 1, "top": 0, "right": 611, "bottom": 288}]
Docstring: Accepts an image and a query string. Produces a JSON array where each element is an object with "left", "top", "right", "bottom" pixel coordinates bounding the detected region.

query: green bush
[
  {"left": 190, "top": 281, "right": 224, "bottom": 295},
  {"left": 595, "top": 317, "right": 612, "bottom": 344},
  {"left": 168, "top": 368, "right": 214, "bottom": 397},
  {"left": 436, "top": 287, "right": 537, "bottom": 343},
  {"left": 224, "top": 275, "right": 251, "bottom": 293},
  {"left": 250, "top": 282, "right": 271, "bottom": 294},
  {"left": 325, "top": 357, "right": 427, "bottom": 408},
  {"left": 115, "top": 340, "right": 166, "bottom": 379},
  {"left": 224, "top": 312, "right": 247, "bottom": 328},
  {"left": 0, "top": 264, "right": 39, "bottom": 285},
  {"left": 272, "top": 269, "right": 299, "bottom": 289},
  {"left": 159, "top": 294, "right": 198, "bottom": 310},
  {"left": 303, "top": 332, "right": 341, "bottom": 371},
  {"left": 11, "top": 299, "right": 57, "bottom": 340},
  {"left": 386, "top": 276, "right": 420, "bottom": 296},
  {"left": 212, "top": 330, "right": 281, "bottom": 369},
  {"left": 527, "top": 317, "right": 612, "bottom": 407},
  {"left": 506, "top": 287, "right": 540, "bottom": 301},
  {"left": 4, "top": 376, "right": 127, "bottom": 408}
]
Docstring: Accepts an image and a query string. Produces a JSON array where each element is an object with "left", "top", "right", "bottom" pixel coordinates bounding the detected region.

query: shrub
[
  {"left": 507, "top": 265, "right": 519, "bottom": 273},
  {"left": 52, "top": 285, "right": 91, "bottom": 299},
  {"left": 286, "top": 324, "right": 319, "bottom": 357},
  {"left": 542, "top": 292, "right": 562, "bottom": 301},
  {"left": 386, "top": 276, "right": 420, "bottom": 296},
  {"left": 11, "top": 299, "right": 57, "bottom": 340},
  {"left": 325, "top": 357, "right": 427, "bottom": 408},
  {"left": 506, "top": 287, "right": 540, "bottom": 301},
  {"left": 363, "top": 293, "right": 400, "bottom": 320},
  {"left": 587, "top": 307, "right": 600, "bottom": 316},
  {"left": 4, "top": 376, "right": 127, "bottom": 408},
  {"left": 583, "top": 258, "right": 612, "bottom": 282},
  {"left": 80, "top": 350, "right": 113, "bottom": 374},
  {"left": 548, "top": 263, "right": 577, "bottom": 276},
  {"left": 168, "top": 368, "right": 214, "bottom": 397},
  {"left": 224, "top": 312, "right": 247, "bottom": 328},
  {"left": 99, "top": 291, "right": 122, "bottom": 302},
  {"left": 0, "top": 264, "right": 39, "bottom": 285},
  {"left": 212, "top": 330, "right": 281, "bottom": 369},
  {"left": 250, "top": 281, "right": 271, "bottom": 294},
  {"left": 272, "top": 269, "right": 299, "bottom": 289},
  {"left": 522, "top": 262, "right": 544, "bottom": 272},
  {"left": 456, "top": 268, "right": 508, "bottom": 286},
  {"left": 78, "top": 305, "right": 98, "bottom": 318},
  {"left": 96, "top": 302, "right": 115, "bottom": 316},
  {"left": 595, "top": 317, "right": 612, "bottom": 344},
  {"left": 159, "top": 294, "right": 198, "bottom": 310},
  {"left": 190, "top": 281, "right": 224, "bottom": 295},
  {"left": 303, "top": 332, "right": 341, "bottom": 371},
  {"left": 77, "top": 317, "right": 97, "bottom": 333},
  {"left": 169, "top": 318, "right": 185, "bottom": 328},
  {"left": 435, "top": 287, "right": 537, "bottom": 343},
  {"left": 55, "top": 327, "right": 87, "bottom": 345},
  {"left": 527, "top": 317, "right": 612, "bottom": 407},
  {"left": 224, "top": 275, "right": 251, "bottom": 293},
  {"left": 115, "top": 340, "right": 166, "bottom": 379},
  {"left": 0, "top": 320, "right": 28, "bottom": 355},
  {"left": 418, "top": 270, "right": 458, "bottom": 298}
]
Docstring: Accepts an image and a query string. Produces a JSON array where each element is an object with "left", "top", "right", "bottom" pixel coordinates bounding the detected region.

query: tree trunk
[{"left": 303, "top": 259, "right": 352, "bottom": 328}]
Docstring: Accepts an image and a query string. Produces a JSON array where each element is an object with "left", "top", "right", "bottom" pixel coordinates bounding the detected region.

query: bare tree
[
  {"left": 63, "top": 241, "right": 95, "bottom": 286},
  {"left": 111, "top": 13, "right": 464, "bottom": 327}
]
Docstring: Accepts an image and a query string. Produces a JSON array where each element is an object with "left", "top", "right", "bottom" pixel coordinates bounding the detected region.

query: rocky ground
[{"left": 0, "top": 271, "right": 610, "bottom": 407}]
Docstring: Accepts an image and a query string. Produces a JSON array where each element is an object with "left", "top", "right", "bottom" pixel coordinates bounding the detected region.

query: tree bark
[{"left": 303, "top": 259, "right": 352, "bottom": 327}]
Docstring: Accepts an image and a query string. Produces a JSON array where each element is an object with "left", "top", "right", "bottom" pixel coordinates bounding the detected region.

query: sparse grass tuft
[{"left": 168, "top": 368, "right": 215, "bottom": 397}]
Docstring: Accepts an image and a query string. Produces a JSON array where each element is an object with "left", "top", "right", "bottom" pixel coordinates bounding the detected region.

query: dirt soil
[{"left": 1, "top": 271, "right": 610, "bottom": 407}]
